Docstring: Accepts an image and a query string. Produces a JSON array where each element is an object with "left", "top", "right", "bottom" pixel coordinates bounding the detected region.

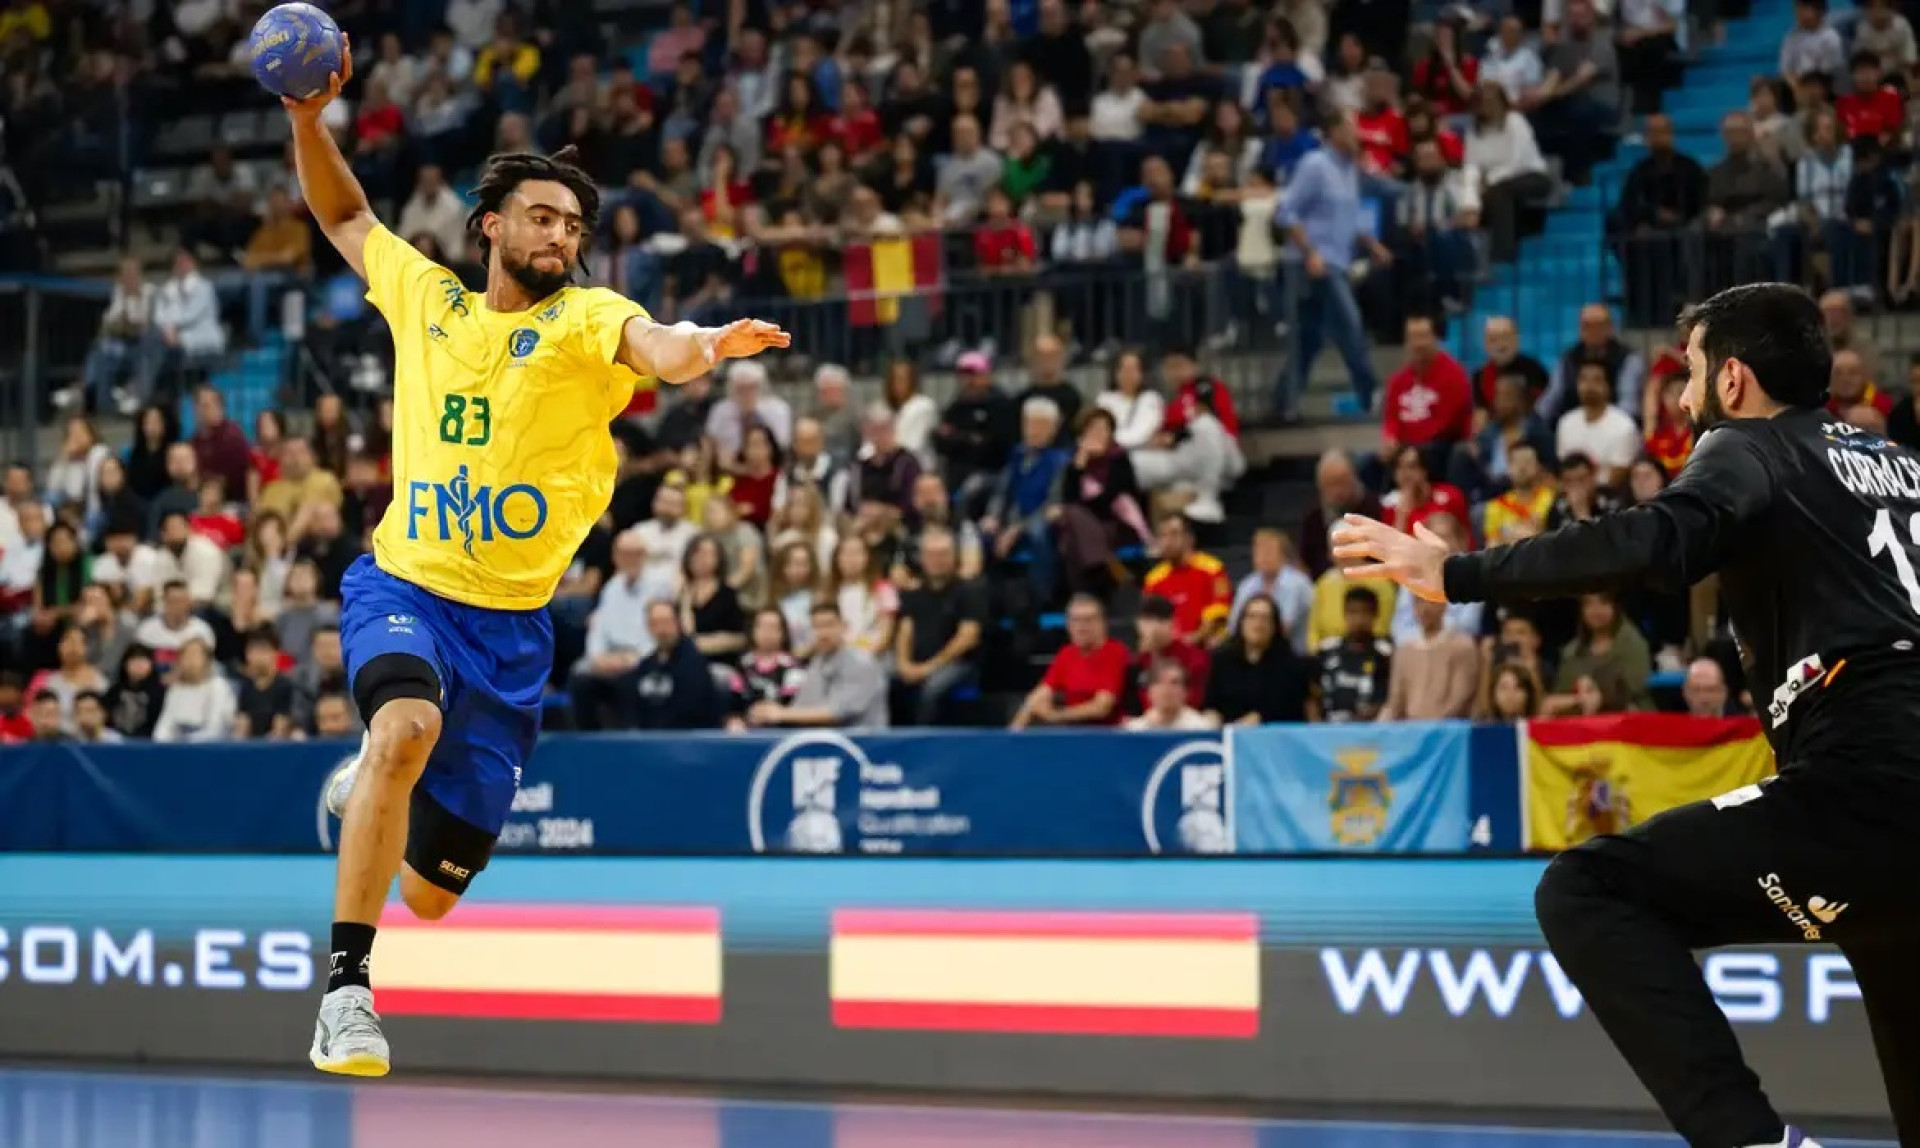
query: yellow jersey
[{"left": 362, "top": 224, "right": 654, "bottom": 610}]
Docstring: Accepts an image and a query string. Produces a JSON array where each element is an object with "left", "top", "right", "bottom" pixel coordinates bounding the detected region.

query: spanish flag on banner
[
  {"left": 831, "top": 909, "right": 1260, "bottom": 1038},
  {"left": 844, "top": 234, "right": 944, "bottom": 331},
  {"left": 1525, "top": 715, "right": 1775, "bottom": 851},
  {"left": 374, "top": 904, "right": 722, "bottom": 1023}
]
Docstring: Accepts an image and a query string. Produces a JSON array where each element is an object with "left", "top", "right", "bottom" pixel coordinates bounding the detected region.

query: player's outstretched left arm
[
  {"left": 616, "top": 317, "right": 791, "bottom": 384},
  {"left": 1333, "top": 428, "right": 1777, "bottom": 605}
]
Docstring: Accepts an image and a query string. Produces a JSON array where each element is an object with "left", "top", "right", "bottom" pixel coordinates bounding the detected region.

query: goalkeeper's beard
[{"left": 500, "top": 245, "right": 575, "bottom": 298}]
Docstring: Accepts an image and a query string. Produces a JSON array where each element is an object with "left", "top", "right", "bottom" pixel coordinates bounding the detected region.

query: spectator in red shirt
[
  {"left": 189, "top": 385, "right": 251, "bottom": 510},
  {"left": 0, "top": 673, "right": 30, "bottom": 744},
  {"left": 250, "top": 409, "right": 286, "bottom": 502},
  {"left": 1355, "top": 59, "right": 1410, "bottom": 176},
  {"left": 973, "top": 188, "right": 1038, "bottom": 274},
  {"left": 1829, "top": 348, "right": 1896, "bottom": 425},
  {"left": 1387, "top": 444, "right": 1472, "bottom": 539},
  {"left": 767, "top": 72, "right": 831, "bottom": 152},
  {"left": 354, "top": 79, "right": 407, "bottom": 148},
  {"left": 1130, "top": 348, "right": 1246, "bottom": 524},
  {"left": 1409, "top": 18, "right": 1479, "bottom": 117},
  {"left": 831, "top": 80, "right": 886, "bottom": 162},
  {"left": 1011, "top": 593, "right": 1130, "bottom": 728},
  {"left": 1127, "top": 594, "right": 1211, "bottom": 714},
  {"left": 190, "top": 477, "right": 245, "bottom": 550},
  {"left": 1382, "top": 315, "right": 1474, "bottom": 479},
  {"left": 1644, "top": 374, "right": 1695, "bottom": 476},
  {"left": 1141, "top": 513, "right": 1234, "bottom": 644},
  {"left": 1838, "top": 50, "right": 1904, "bottom": 144}
]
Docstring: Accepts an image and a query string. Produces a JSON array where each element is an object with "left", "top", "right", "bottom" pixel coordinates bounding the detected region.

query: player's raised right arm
[{"left": 282, "top": 37, "right": 374, "bottom": 281}]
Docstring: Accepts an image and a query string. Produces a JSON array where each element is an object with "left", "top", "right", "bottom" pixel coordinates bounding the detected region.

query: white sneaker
[
  {"left": 113, "top": 388, "right": 140, "bottom": 416},
  {"left": 49, "top": 385, "right": 80, "bottom": 410},
  {"left": 310, "top": 984, "right": 390, "bottom": 1077},
  {"left": 323, "top": 733, "right": 368, "bottom": 819}
]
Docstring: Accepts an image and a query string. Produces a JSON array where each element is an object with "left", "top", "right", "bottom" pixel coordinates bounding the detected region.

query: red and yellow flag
[
  {"left": 374, "top": 904, "right": 722, "bottom": 1023},
  {"left": 844, "top": 234, "right": 944, "bottom": 327},
  {"left": 830, "top": 909, "right": 1260, "bottom": 1038},
  {"left": 1525, "top": 714, "right": 1775, "bottom": 851}
]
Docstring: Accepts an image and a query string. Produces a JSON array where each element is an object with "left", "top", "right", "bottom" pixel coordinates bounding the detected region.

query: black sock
[{"left": 327, "top": 922, "right": 377, "bottom": 993}]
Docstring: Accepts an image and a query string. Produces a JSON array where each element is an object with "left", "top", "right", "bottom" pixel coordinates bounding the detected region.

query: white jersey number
[{"left": 1867, "top": 507, "right": 1920, "bottom": 614}]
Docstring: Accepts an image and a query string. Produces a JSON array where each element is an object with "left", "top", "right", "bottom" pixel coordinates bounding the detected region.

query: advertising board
[{"left": 0, "top": 855, "right": 1891, "bottom": 1121}]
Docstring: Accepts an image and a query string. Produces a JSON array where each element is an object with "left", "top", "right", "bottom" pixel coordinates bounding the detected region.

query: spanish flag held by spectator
[{"left": 845, "top": 233, "right": 944, "bottom": 338}]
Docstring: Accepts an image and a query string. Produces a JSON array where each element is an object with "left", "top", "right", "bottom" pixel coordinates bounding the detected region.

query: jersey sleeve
[
  {"left": 573, "top": 287, "right": 655, "bottom": 409},
  {"left": 1444, "top": 424, "right": 1778, "bottom": 602},
  {"left": 361, "top": 224, "right": 449, "bottom": 325}
]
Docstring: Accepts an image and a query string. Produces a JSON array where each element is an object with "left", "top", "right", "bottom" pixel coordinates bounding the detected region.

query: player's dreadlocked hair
[{"left": 466, "top": 145, "right": 601, "bottom": 266}]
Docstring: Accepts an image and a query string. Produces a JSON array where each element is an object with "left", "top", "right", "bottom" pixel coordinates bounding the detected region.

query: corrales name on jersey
[
  {"left": 405, "top": 465, "right": 550, "bottom": 556},
  {"left": 1826, "top": 438, "right": 1920, "bottom": 501}
]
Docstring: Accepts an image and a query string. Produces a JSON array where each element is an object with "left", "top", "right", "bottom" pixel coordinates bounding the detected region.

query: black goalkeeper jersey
[{"left": 1445, "top": 407, "right": 1920, "bottom": 765}]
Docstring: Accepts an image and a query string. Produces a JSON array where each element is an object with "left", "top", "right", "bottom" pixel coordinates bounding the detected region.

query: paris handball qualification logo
[
  {"left": 1141, "top": 738, "right": 1233, "bottom": 854},
  {"left": 747, "top": 731, "right": 969, "bottom": 854}
]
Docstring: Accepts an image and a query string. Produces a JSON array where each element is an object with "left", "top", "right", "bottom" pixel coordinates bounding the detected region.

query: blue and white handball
[{"left": 249, "top": 2, "right": 344, "bottom": 101}]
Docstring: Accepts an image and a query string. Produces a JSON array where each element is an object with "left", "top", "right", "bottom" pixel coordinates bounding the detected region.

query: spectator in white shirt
[
  {"left": 626, "top": 484, "right": 700, "bottom": 594},
  {"left": 396, "top": 165, "right": 469, "bottom": 259},
  {"left": 1090, "top": 51, "right": 1149, "bottom": 141},
  {"left": 1555, "top": 361, "right": 1643, "bottom": 485},
  {"left": 1479, "top": 16, "right": 1544, "bottom": 102},
  {"left": 570, "top": 531, "right": 673, "bottom": 730},
  {"left": 882, "top": 359, "right": 940, "bottom": 470},
  {"left": 0, "top": 501, "right": 44, "bottom": 607},
  {"left": 1467, "top": 82, "right": 1552, "bottom": 264},
  {"left": 1229, "top": 528, "right": 1316, "bottom": 654},
  {"left": 1779, "top": 0, "right": 1846, "bottom": 81},
  {"left": 1126, "top": 660, "right": 1220, "bottom": 730},
  {"left": 133, "top": 249, "right": 226, "bottom": 415},
  {"left": 1855, "top": 0, "right": 1917, "bottom": 69},
  {"left": 61, "top": 256, "right": 153, "bottom": 412},
  {"left": 705, "top": 360, "right": 794, "bottom": 462},
  {"left": 153, "top": 638, "right": 237, "bottom": 744},
  {"left": 152, "top": 511, "right": 231, "bottom": 607},
  {"left": 92, "top": 520, "right": 162, "bottom": 618},
  {"left": 133, "top": 582, "right": 219, "bottom": 669},
  {"left": 445, "top": 0, "right": 505, "bottom": 50},
  {"left": 1096, "top": 349, "right": 1166, "bottom": 450}
]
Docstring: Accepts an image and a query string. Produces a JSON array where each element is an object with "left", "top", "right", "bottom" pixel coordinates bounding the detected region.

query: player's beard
[
  {"left": 1691, "top": 375, "right": 1729, "bottom": 437},
  {"left": 501, "top": 245, "right": 574, "bottom": 298}
]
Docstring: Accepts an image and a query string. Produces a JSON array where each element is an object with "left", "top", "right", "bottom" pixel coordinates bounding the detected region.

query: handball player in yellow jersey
[{"left": 284, "top": 41, "right": 788, "bottom": 1076}]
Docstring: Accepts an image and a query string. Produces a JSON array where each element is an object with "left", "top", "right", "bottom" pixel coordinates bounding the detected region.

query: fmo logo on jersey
[
  {"left": 747, "top": 732, "right": 970, "bottom": 854},
  {"left": 405, "top": 465, "right": 550, "bottom": 553}
]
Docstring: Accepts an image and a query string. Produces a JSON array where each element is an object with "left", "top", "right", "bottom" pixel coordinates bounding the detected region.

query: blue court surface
[{"left": 0, "top": 1068, "right": 1897, "bottom": 1148}]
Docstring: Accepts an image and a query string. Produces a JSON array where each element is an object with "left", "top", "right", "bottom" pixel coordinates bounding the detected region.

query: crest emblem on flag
[{"left": 1328, "top": 748, "right": 1393, "bottom": 847}]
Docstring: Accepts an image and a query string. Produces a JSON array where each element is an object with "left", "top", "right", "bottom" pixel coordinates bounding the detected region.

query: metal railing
[{"left": 14, "top": 212, "right": 1920, "bottom": 473}]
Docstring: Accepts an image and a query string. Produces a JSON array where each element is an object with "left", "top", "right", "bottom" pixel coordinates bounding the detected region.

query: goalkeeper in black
[{"left": 1334, "top": 282, "right": 1920, "bottom": 1147}]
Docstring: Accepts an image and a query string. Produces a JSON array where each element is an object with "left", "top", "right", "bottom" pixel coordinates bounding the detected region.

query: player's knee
[
  {"left": 366, "top": 700, "right": 442, "bottom": 777},
  {"left": 1534, "top": 845, "right": 1613, "bottom": 951},
  {"left": 401, "top": 871, "right": 460, "bottom": 921}
]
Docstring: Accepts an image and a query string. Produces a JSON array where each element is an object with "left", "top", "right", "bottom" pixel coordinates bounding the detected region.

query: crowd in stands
[
  {"left": 1612, "top": 0, "right": 1920, "bottom": 331},
  {"left": 7, "top": 0, "right": 1692, "bottom": 408},
  {"left": 1, "top": 0, "right": 1890, "bottom": 746}
]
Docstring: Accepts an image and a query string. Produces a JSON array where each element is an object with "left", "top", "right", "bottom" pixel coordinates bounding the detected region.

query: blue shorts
[{"left": 338, "top": 555, "right": 551, "bottom": 838}]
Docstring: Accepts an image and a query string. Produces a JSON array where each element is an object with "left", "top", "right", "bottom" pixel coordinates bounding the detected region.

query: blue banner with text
[{"left": 0, "top": 725, "right": 1519, "bottom": 856}]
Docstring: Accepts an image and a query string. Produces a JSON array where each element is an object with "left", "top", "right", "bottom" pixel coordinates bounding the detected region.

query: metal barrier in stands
[{"left": 0, "top": 278, "right": 115, "bottom": 471}]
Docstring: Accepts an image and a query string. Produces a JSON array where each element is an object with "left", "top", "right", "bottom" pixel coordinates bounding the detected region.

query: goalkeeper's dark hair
[
  {"left": 1677, "top": 282, "right": 1830, "bottom": 409},
  {"left": 466, "top": 146, "right": 601, "bottom": 264}
]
